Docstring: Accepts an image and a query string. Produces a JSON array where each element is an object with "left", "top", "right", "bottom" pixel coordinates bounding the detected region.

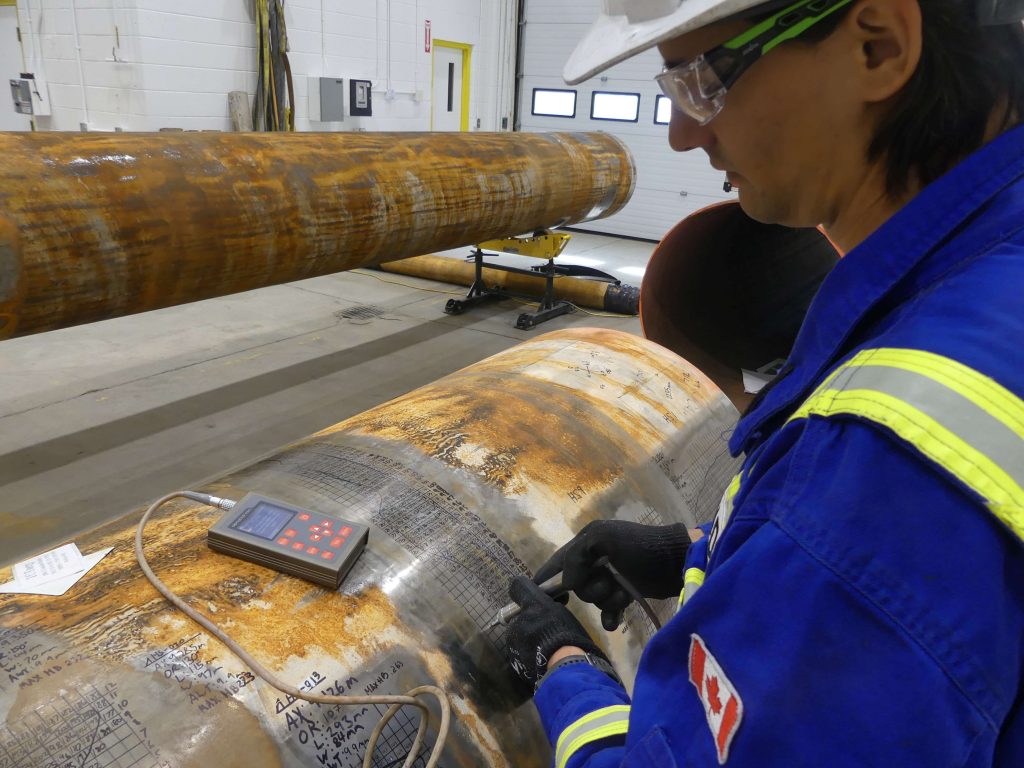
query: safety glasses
[{"left": 655, "top": 0, "right": 855, "bottom": 125}]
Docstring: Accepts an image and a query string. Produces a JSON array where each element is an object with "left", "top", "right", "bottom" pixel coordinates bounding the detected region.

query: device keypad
[{"left": 275, "top": 514, "right": 355, "bottom": 560}]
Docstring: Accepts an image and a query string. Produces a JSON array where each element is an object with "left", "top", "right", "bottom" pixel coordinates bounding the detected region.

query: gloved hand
[
  {"left": 503, "top": 576, "right": 606, "bottom": 687},
  {"left": 535, "top": 520, "right": 692, "bottom": 631}
]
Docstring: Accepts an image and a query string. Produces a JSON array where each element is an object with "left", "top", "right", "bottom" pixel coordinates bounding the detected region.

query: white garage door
[{"left": 518, "top": 0, "right": 734, "bottom": 241}]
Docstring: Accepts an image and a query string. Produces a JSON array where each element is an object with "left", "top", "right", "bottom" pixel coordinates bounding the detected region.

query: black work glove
[
  {"left": 503, "top": 576, "right": 606, "bottom": 688},
  {"left": 535, "top": 520, "right": 691, "bottom": 631}
]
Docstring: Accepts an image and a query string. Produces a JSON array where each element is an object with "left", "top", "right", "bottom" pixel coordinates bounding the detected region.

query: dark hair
[{"left": 799, "top": 0, "right": 1024, "bottom": 196}]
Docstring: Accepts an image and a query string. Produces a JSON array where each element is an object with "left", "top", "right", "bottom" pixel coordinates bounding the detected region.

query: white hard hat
[{"left": 563, "top": 0, "right": 770, "bottom": 84}]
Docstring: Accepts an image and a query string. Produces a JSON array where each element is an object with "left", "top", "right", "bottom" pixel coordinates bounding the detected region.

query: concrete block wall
[{"left": 14, "top": 0, "right": 516, "bottom": 133}]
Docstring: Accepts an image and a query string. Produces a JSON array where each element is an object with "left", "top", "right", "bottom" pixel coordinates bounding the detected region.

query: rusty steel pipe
[
  {"left": 0, "top": 131, "right": 635, "bottom": 339},
  {"left": 376, "top": 253, "right": 640, "bottom": 314},
  {"left": 0, "top": 328, "right": 738, "bottom": 767},
  {"left": 641, "top": 202, "right": 840, "bottom": 410}
]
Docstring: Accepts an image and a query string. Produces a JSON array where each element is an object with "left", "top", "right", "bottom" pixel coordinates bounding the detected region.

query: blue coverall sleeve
[
  {"left": 530, "top": 520, "right": 715, "bottom": 768},
  {"left": 534, "top": 420, "right": 1022, "bottom": 766},
  {"left": 533, "top": 663, "right": 631, "bottom": 768}
]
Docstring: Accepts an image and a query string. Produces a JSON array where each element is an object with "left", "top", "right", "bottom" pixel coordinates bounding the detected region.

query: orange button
[
  {"left": 284, "top": 529, "right": 297, "bottom": 538},
  {"left": 340, "top": 527, "right": 352, "bottom": 536},
  {"left": 321, "top": 551, "right": 334, "bottom": 560},
  {"left": 298, "top": 513, "right": 310, "bottom": 520},
  {"left": 278, "top": 537, "right": 290, "bottom": 546},
  {"left": 292, "top": 542, "right": 305, "bottom": 550},
  {"left": 331, "top": 537, "right": 343, "bottom": 548},
  {"left": 307, "top": 546, "right": 319, "bottom": 555},
  {"left": 310, "top": 534, "right": 322, "bottom": 542}
]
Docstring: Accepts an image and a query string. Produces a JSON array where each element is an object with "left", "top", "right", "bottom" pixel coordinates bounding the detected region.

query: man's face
[{"left": 657, "top": 17, "right": 865, "bottom": 229}]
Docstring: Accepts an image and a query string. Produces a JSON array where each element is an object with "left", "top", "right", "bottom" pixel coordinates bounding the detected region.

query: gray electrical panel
[
  {"left": 308, "top": 77, "right": 345, "bottom": 122},
  {"left": 10, "top": 78, "right": 32, "bottom": 115}
]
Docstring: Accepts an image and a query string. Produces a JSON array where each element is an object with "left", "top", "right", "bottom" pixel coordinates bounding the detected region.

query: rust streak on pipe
[{"left": 0, "top": 131, "right": 634, "bottom": 339}]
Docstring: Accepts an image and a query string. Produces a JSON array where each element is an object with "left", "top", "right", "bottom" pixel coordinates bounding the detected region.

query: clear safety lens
[{"left": 655, "top": 55, "right": 727, "bottom": 125}]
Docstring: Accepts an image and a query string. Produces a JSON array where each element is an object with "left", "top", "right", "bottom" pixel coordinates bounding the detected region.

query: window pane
[
  {"left": 532, "top": 89, "right": 577, "bottom": 118},
  {"left": 654, "top": 95, "right": 672, "bottom": 125},
  {"left": 591, "top": 92, "right": 640, "bottom": 122}
]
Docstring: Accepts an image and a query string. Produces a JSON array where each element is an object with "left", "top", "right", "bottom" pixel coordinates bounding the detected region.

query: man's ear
[{"left": 843, "top": 0, "right": 923, "bottom": 103}]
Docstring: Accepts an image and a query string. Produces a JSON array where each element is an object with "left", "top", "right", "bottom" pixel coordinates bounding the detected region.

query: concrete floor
[{"left": 0, "top": 231, "right": 656, "bottom": 566}]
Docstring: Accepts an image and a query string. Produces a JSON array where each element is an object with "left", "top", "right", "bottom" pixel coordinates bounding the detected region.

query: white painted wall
[
  {"left": 14, "top": 0, "right": 517, "bottom": 133},
  {"left": 518, "top": 0, "right": 735, "bottom": 240}
]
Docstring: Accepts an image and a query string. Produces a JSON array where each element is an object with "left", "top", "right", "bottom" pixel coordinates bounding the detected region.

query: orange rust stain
[
  {"left": 455, "top": 705, "right": 510, "bottom": 767},
  {"left": 341, "top": 372, "right": 630, "bottom": 501},
  {"left": 317, "top": 330, "right": 724, "bottom": 502},
  {"left": 0, "top": 498, "right": 399, "bottom": 673}
]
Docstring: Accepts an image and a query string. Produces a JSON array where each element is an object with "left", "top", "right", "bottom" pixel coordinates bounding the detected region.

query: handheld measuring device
[{"left": 207, "top": 493, "right": 368, "bottom": 589}]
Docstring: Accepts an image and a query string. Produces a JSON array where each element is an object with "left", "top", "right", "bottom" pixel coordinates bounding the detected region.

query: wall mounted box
[
  {"left": 10, "top": 78, "right": 33, "bottom": 115},
  {"left": 308, "top": 76, "right": 345, "bottom": 122},
  {"left": 350, "top": 79, "right": 372, "bottom": 117}
]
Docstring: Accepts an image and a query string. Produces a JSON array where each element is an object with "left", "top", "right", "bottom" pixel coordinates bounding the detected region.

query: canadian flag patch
[{"left": 689, "top": 634, "right": 743, "bottom": 764}]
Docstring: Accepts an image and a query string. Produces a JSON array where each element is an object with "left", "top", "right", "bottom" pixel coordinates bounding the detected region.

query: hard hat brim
[{"left": 563, "top": 0, "right": 768, "bottom": 85}]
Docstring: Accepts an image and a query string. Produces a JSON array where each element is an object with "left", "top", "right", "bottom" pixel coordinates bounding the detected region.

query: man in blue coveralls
[{"left": 503, "top": 0, "right": 1024, "bottom": 764}]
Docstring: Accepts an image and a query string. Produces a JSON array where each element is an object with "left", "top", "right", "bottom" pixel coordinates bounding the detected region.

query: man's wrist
[
  {"left": 537, "top": 647, "right": 621, "bottom": 692},
  {"left": 549, "top": 646, "right": 586, "bottom": 666}
]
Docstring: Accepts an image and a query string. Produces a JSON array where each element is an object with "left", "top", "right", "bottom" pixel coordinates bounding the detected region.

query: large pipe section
[
  {"left": 377, "top": 253, "right": 641, "bottom": 314},
  {"left": 0, "top": 131, "right": 634, "bottom": 339},
  {"left": 0, "top": 328, "right": 738, "bottom": 767},
  {"left": 641, "top": 202, "right": 840, "bottom": 410}
]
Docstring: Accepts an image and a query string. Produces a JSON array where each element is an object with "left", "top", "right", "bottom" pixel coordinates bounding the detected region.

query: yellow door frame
[{"left": 430, "top": 39, "right": 472, "bottom": 132}]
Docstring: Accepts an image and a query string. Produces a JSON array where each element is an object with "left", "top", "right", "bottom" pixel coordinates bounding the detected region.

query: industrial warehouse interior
[{"left": 4, "top": 0, "right": 1024, "bottom": 766}]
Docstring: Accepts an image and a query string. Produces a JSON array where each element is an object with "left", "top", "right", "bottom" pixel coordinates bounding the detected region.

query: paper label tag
[{"left": 12, "top": 543, "right": 85, "bottom": 587}]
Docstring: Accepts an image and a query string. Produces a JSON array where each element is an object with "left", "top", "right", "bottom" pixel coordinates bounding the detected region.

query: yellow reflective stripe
[
  {"left": 554, "top": 705, "right": 630, "bottom": 768},
  {"left": 684, "top": 567, "right": 706, "bottom": 589},
  {"left": 725, "top": 472, "right": 742, "bottom": 501},
  {"left": 792, "top": 387, "right": 1024, "bottom": 536},
  {"left": 842, "top": 348, "right": 1024, "bottom": 439},
  {"left": 678, "top": 566, "right": 707, "bottom": 608}
]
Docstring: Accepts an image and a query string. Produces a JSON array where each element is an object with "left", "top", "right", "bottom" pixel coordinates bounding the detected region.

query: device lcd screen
[{"left": 232, "top": 502, "right": 294, "bottom": 540}]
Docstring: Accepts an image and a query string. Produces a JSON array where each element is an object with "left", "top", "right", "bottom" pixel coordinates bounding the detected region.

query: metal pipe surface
[
  {"left": 0, "top": 328, "right": 738, "bottom": 767},
  {"left": 377, "top": 253, "right": 640, "bottom": 314},
  {"left": 641, "top": 201, "right": 839, "bottom": 410},
  {"left": 0, "top": 131, "right": 634, "bottom": 339}
]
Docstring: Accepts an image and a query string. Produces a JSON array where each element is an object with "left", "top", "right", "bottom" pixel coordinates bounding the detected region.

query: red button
[
  {"left": 321, "top": 551, "right": 334, "bottom": 560},
  {"left": 284, "top": 529, "right": 297, "bottom": 538},
  {"left": 340, "top": 527, "right": 352, "bottom": 536},
  {"left": 298, "top": 513, "right": 310, "bottom": 520},
  {"left": 310, "top": 534, "right": 322, "bottom": 542},
  {"left": 331, "top": 537, "right": 343, "bottom": 548},
  {"left": 307, "top": 546, "right": 319, "bottom": 555},
  {"left": 292, "top": 542, "right": 305, "bottom": 550},
  {"left": 310, "top": 526, "right": 321, "bottom": 533},
  {"left": 321, "top": 520, "right": 331, "bottom": 528},
  {"left": 278, "top": 537, "right": 290, "bottom": 546}
]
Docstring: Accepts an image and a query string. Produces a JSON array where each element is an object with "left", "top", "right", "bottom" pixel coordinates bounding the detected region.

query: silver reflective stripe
[
  {"left": 825, "top": 363, "right": 1024, "bottom": 494},
  {"left": 554, "top": 705, "right": 631, "bottom": 768}
]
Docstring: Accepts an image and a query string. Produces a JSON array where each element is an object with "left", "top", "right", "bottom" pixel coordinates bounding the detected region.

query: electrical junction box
[
  {"left": 308, "top": 76, "right": 345, "bottom": 122},
  {"left": 207, "top": 493, "right": 368, "bottom": 589},
  {"left": 350, "top": 79, "right": 372, "bottom": 117},
  {"left": 10, "top": 78, "right": 32, "bottom": 115}
]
